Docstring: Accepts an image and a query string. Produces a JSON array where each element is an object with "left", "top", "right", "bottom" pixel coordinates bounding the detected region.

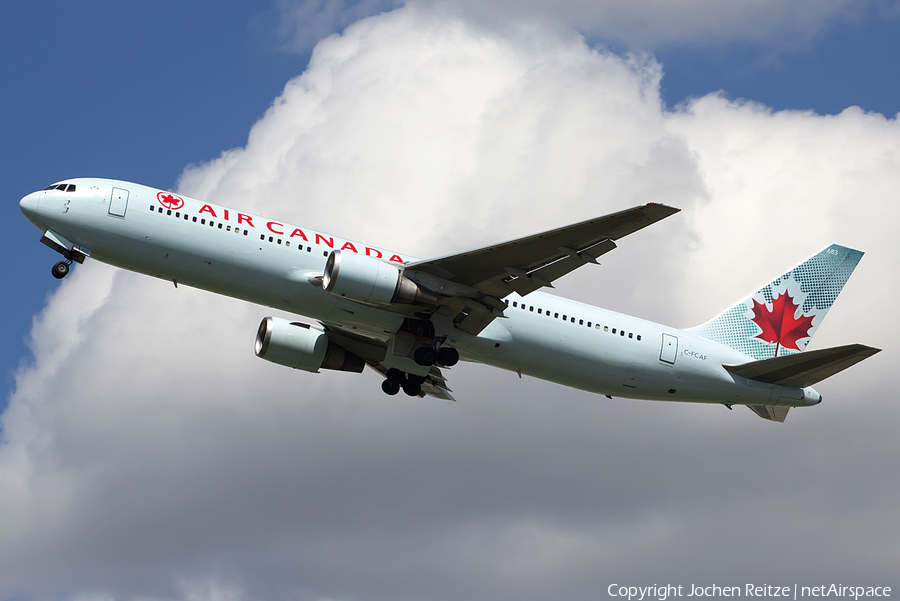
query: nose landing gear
[{"left": 52, "top": 259, "right": 72, "bottom": 279}]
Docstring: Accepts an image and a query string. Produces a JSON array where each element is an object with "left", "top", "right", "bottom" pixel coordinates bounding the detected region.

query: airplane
[{"left": 19, "top": 178, "right": 880, "bottom": 422}]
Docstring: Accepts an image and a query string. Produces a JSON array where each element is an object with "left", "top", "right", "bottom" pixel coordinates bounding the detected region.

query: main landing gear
[
  {"left": 52, "top": 259, "right": 72, "bottom": 279},
  {"left": 381, "top": 345, "right": 460, "bottom": 397},
  {"left": 382, "top": 368, "right": 426, "bottom": 396}
]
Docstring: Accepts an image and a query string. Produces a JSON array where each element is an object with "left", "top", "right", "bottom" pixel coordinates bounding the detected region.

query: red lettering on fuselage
[{"left": 185, "top": 199, "right": 403, "bottom": 260}]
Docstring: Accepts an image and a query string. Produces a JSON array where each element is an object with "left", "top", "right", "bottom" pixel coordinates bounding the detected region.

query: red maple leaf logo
[
  {"left": 157, "top": 191, "right": 184, "bottom": 210},
  {"left": 750, "top": 291, "right": 815, "bottom": 356}
]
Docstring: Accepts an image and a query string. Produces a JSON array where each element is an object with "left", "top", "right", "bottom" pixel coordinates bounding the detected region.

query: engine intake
[
  {"left": 322, "top": 250, "right": 437, "bottom": 306},
  {"left": 255, "top": 316, "right": 364, "bottom": 373}
]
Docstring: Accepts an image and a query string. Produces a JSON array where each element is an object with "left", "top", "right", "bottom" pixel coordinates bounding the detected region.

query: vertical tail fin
[{"left": 689, "top": 244, "right": 864, "bottom": 360}]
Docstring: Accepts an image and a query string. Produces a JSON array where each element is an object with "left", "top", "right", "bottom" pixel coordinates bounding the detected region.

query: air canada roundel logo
[{"left": 157, "top": 191, "right": 184, "bottom": 210}]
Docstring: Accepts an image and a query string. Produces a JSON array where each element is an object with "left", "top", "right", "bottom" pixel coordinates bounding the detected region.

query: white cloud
[
  {"left": 274, "top": 0, "right": 884, "bottom": 51},
  {"left": 444, "top": 0, "right": 874, "bottom": 49},
  {"left": 4, "top": 5, "right": 900, "bottom": 599}
]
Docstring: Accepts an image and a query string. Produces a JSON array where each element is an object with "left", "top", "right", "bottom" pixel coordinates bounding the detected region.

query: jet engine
[
  {"left": 322, "top": 250, "right": 437, "bottom": 306},
  {"left": 255, "top": 316, "right": 364, "bottom": 373}
]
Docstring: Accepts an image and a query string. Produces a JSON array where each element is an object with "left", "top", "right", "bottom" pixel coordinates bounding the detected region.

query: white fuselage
[{"left": 19, "top": 178, "right": 822, "bottom": 409}]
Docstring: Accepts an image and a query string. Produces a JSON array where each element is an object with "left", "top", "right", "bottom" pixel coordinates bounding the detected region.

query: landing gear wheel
[
  {"left": 438, "top": 346, "right": 459, "bottom": 367},
  {"left": 414, "top": 346, "right": 437, "bottom": 366},
  {"left": 52, "top": 261, "right": 70, "bottom": 279},
  {"left": 386, "top": 368, "right": 404, "bottom": 384},
  {"left": 402, "top": 379, "right": 422, "bottom": 396},
  {"left": 381, "top": 379, "right": 401, "bottom": 395}
]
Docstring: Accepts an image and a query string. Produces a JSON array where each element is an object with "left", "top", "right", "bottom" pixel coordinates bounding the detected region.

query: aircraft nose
[{"left": 19, "top": 191, "right": 41, "bottom": 222}]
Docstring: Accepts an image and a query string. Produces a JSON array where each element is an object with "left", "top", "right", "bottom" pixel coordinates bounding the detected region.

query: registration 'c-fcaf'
[{"left": 20, "top": 179, "right": 880, "bottom": 422}]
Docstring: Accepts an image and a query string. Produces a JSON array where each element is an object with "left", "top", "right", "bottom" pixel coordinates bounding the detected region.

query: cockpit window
[
  {"left": 43, "top": 183, "right": 76, "bottom": 192},
  {"left": 65, "top": 184, "right": 76, "bottom": 192}
]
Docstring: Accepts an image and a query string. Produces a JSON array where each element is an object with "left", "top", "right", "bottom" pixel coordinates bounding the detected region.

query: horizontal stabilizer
[{"left": 724, "top": 344, "right": 880, "bottom": 388}]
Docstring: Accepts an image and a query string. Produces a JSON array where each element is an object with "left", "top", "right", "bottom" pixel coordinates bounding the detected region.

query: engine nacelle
[
  {"left": 254, "top": 316, "right": 364, "bottom": 373},
  {"left": 322, "top": 250, "right": 437, "bottom": 306}
]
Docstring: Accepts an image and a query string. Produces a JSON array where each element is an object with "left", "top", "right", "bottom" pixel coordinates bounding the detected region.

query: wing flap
[
  {"left": 492, "top": 238, "right": 619, "bottom": 297},
  {"left": 406, "top": 203, "right": 679, "bottom": 334},
  {"left": 747, "top": 405, "right": 791, "bottom": 422},
  {"left": 408, "top": 203, "right": 679, "bottom": 291},
  {"left": 724, "top": 344, "right": 880, "bottom": 388}
]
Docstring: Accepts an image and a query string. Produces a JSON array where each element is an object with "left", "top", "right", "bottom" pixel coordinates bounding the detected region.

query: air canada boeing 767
[{"left": 20, "top": 178, "right": 880, "bottom": 422}]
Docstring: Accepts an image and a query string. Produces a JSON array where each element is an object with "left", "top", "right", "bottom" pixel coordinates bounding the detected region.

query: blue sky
[{"left": 3, "top": 3, "right": 898, "bottom": 397}]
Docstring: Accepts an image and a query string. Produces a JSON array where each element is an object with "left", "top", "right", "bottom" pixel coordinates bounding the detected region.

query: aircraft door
[
  {"left": 660, "top": 333, "right": 678, "bottom": 364},
  {"left": 109, "top": 187, "right": 130, "bottom": 217}
]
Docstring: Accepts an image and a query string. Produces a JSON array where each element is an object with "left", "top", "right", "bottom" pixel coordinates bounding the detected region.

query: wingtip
[{"left": 644, "top": 202, "right": 681, "bottom": 214}]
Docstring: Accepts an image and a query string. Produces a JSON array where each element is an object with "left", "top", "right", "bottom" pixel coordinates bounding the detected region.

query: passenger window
[
  {"left": 149, "top": 205, "right": 155, "bottom": 211},
  {"left": 571, "top": 317, "right": 575, "bottom": 323},
  {"left": 537, "top": 308, "right": 542, "bottom": 314},
  {"left": 513, "top": 302, "right": 518, "bottom": 308},
  {"left": 620, "top": 330, "right": 625, "bottom": 336},
  {"left": 579, "top": 319, "right": 583, "bottom": 325},
  {"left": 637, "top": 335, "right": 641, "bottom": 341},
  {"left": 628, "top": 333, "right": 633, "bottom": 339},
  {"left": 167, "top": 210, "right": 172, "bottom": 216},
  {"left": 218, "top": 223, "right": 223, "bottom": 229},
  {"left": 175, "top": 212, "right": 180, "bottom": 218},
  {"left": 603, "top": 326, "right": 608, "bottom": 332},
  {"left": 529, "top": 306, "right": 534, "bottom": 312},
  {"left": 277, "top": 239, "right": 282, "bottom": 245},
  {"left": 587, "top": 322, "right": 591, "bottom": 327},
  {"left": 612, "top": 328, "right": 616, "bottom": 334},
  {"left": 260, "top": 234, "right": 265, "bottom": 240},
  {"left": 268, "top": 236, "right": 273, "bottom": 242},
  {"left": 193, "top": 217, "right": 197, "bottom": 222},
  {"left": 201, "top": 219, "right": 206, "bottom": 225},
  {"left": 158, "top": 207, "right": 163, "bottom": 213},
  {"left": 563, "top": 315, "right": 567, "bottom": 320},
  {"left": 226, "top": 225, "right": 231, "bottom": 231},
  {"left": 285, "top": 241, "right": 290, "bottom": 247}
]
